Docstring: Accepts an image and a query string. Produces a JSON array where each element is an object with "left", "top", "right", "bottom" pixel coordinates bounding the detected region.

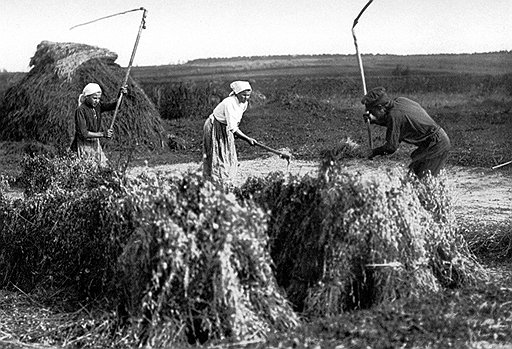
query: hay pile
[
  {"left": 0, "top": 41, "right": 164, "bottom": 151},
  {"left": 238, "top": 160, "right": 484, "bottom": 316},
  {"left": 0, "top": 155, "right": 299, "bottom": 346}
]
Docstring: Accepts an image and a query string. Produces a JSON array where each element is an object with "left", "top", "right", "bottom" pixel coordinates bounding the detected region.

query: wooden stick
[
  {"left": 352, "top": 0, "right": 374, "bottom": 149},
  {"left": 492, "top": 160, "right": 512, "bottom": 170},
  {"left": 254, "top": 141, "right": 291, "bottom": 161},
  {"left": 69, "top": 7, "right": 144, "bottom": 30},
  {"left": 109, "top": 8, "right": 147, "bottom": 131}
]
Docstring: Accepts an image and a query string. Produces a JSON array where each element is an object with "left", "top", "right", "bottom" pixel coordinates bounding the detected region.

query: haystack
[
  {"left": 0, "top": 41, "right": 164, "bottom": 150},
  {"left": 239, "top": 161, "right": 484, "bottom": 316},
  {"left": 0, "top": 160, "right": 300, "bottom": 345}
]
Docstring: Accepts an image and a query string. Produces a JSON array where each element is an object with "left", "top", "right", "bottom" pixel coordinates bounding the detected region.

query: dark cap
[{"left": 361, "top": 87, "right": 391, "bottom": 109}]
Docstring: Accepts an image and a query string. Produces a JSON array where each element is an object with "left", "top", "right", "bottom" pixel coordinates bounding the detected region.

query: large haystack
[
  {"left": 0, "top": 158, "right": 299, "bottom": 345},
  {"left": 0, "top": 41, "right": 164, "bottom": 151},
  {"left": 239, "top": 163, "right": 484, "bottom": 316}
]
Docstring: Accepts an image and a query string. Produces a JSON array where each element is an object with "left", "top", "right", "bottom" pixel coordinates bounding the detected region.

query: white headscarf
[
  {"left": 78, "top": 83, "right": 102, "bottom": 106},
  {"left": 229, "top": 81, "right": 251, "bottom": 96}
]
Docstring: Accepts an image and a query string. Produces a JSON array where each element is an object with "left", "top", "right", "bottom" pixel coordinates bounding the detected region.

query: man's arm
[{"left": 368, "top": 117, "right": 399, "bottom": 159}]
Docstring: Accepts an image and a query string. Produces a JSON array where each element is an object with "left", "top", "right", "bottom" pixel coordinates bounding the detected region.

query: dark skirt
[
  {"left": 202, "top": 115, "right": 238, "bottom": 185},
  {"left": 409, "top": 128, "right": 451, "bottom": 178}
]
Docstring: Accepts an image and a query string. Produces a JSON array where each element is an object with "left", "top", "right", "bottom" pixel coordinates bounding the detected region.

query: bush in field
[
  {"left": 16, "top": 153, "right": 119, "bottom": 196},
  {"left": 238, "top": 162, "right": 483, "bottom": 316},
  {"left": 0, "top": 156, "right": 298, "bottom": 346},
  {"left": 143, "top": 81, "right": 225, "bottom": 120},
  {"left": 143, "top": 80, "right": 266, "bottom": 122},
  {"left": 0, "top": 158, "right": 128, "bottom": 298}
]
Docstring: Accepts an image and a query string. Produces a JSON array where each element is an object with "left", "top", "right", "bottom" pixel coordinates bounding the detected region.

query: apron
[{"left": 203, "top": 114, "right": 238, "bottom": 186}]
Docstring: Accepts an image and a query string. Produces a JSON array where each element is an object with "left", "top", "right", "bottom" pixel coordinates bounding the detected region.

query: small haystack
[{"left": 0, "top": 41, "right": 164, "bottom": 151}]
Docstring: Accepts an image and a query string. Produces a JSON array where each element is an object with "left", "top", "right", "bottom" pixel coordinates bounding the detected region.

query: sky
[{"left": 1, "top": 0, "right": 511, "bottom": 72}]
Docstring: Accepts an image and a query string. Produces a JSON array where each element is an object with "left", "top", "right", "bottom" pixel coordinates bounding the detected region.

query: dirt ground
[{"left": 129, "top": 156, "right": 512, "bottom": 226}]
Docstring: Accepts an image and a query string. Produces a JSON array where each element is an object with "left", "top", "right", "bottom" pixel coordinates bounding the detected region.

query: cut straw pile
[
  {"left": 0, "top": 41, "right": 164, "bottom": 151},
  {"left": 0, "top": 155, "right": 299, "bottom": 346},
  {"left": 238, "top": 150, "right": 485, "bottom": 316},
  {"left": 0, "top": 150, "right": 487, "bottom": 347}
]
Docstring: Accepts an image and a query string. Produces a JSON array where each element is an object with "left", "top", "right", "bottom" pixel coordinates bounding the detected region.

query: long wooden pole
[
  {"left": 70, "top": 8, "right": 144, "bottom": 30},
  {"left": 352, "top": 0, "right": 374, "bottom": 149},
  {"left": 109, "top": 8, "right": 147, "bottom": 131},
  {"left": 492, "top": 160, "right": 512, "bottom": 170}
]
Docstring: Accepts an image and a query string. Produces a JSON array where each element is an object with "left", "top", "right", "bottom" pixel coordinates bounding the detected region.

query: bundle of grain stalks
[
  {"left": 0, "top": 155, "right": 299, "bottom": 346},
  {"left": 117, "top": 172, "right": 299, "bottom": 345},
  {"left": 0, "top": 41, "right": 164, "bottom": 151},
  {"left": 238, "top": 160, "right": 485, "bottom": 317}
]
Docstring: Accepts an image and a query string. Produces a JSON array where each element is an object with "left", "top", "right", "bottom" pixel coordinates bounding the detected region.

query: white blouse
[{"left": 211, "top": 95, "right": 248, "bottom": 133}]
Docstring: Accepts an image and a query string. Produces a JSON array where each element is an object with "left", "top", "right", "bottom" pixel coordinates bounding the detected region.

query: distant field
[
  {"left": 130, "top": 52, "right": 512, "bottom": 83},
  {"left": 1, "top": 52, "right": 510, "bottom": 86}
]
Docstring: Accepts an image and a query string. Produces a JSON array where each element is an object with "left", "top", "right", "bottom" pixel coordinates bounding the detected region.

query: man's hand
[
  {"left": 105, "top": 129, "right": 113, "bottom": 139},
  {"left": 120, "top": 85, "right": 128, "bottom": 95},
  {"left": 248, "top": 137, "right": 256, "bottom": 146}
]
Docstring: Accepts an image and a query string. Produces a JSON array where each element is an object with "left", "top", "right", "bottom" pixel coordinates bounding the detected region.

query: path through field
[{"left": 130, "top": 156, "right": 512, "bottom": 226}]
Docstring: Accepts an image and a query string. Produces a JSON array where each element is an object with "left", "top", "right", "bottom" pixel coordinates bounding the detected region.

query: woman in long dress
[
  {"left": 70, "top": 83, "right": 126, "bottom": 167},
  {"left": 202, "top": 81, "right": 257, "bottom": 186}
]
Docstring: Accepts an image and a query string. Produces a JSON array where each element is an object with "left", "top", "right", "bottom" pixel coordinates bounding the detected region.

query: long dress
[
  {"left": 202, "top": 95, "right": 248, "bottom": 185},
  {"left": 71, "top": 101, "right": 116, "bottom": 167}
]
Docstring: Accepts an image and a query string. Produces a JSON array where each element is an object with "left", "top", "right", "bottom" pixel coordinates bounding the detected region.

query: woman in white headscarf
[
  {"left": 70, "top": 82, "right": 126, "bottom": 167},
  {"left": 203, "top": 80, "right": 257, "bottom": 186}
]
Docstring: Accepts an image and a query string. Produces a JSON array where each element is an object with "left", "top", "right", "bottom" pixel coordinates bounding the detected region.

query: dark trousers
[{"left": 409, "top": 128, "right": 451, "bottom": 178}]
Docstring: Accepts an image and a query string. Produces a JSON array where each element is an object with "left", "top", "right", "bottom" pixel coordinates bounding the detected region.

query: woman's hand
[{"left": 235, "top": 130, "right": 256, "bottom": 146}]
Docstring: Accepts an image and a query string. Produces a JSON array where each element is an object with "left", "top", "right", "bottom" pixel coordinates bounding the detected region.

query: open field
[
  {"left": 1, "top": 52, "right": 512, "bottom": 348},
  {"left": 130, "top": 52, "right": 512, "bottom": 82}
]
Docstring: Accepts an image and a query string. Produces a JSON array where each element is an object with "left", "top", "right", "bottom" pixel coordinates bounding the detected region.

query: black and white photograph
[{"left": 0, "top": 1, "right": 511, "bottom": 348}]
